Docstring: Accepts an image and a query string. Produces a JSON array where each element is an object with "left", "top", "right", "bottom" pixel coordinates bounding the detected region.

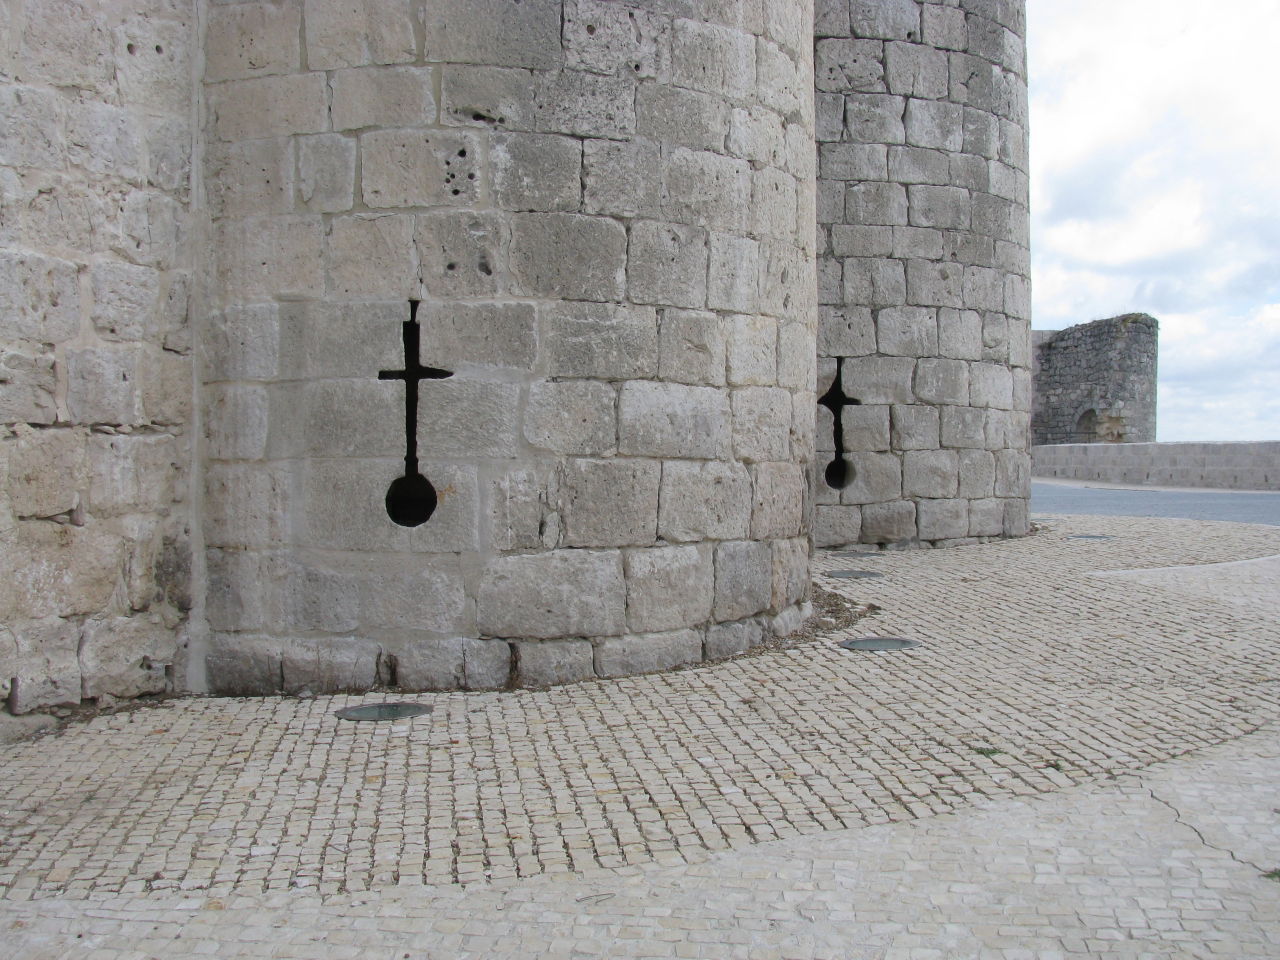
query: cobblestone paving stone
[{"left": 2, "top": 515, "right": 1279, "bottom": 956}]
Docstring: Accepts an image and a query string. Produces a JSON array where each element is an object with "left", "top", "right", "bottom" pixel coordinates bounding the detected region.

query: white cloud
[{"left": 1027, "top": 0, "right": 1280, "bottom": 440}]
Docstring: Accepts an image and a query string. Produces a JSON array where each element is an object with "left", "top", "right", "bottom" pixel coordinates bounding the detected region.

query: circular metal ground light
[
  {"left": 334, "top": 702, "right": 433, "bottom": 722},
  {"left": 838, "top": 636, "right": 920, "bottom": 652},
  {"left": 1067, "top": 534, "right": 1113, "bottom": 541},
  {"left": 824, "top": 569, "right": 884, "bottom": 579}
]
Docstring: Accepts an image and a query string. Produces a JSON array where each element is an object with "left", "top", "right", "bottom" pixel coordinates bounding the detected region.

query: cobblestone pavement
[{"left": 3, "top": 515, "right": 1279, "bottom": 957}]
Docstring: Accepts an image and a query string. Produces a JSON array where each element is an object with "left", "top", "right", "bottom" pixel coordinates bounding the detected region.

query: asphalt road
[{"left": 1032, "top": 479, "right": 1280, "bottom": 526}]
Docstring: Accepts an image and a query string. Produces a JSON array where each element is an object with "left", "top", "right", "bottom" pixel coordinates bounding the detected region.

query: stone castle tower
[{"left": 0, "top": 0, "right": 1030, "bottom": 707}]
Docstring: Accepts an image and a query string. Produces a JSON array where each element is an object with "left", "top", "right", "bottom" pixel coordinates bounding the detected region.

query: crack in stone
[{"left": 1143, "top": 783, "right": 1269, "bottom": 875}]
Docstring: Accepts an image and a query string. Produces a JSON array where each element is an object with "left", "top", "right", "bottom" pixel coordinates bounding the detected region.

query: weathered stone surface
[
  {"left": 391, "top": 637, "right": 465, "bottom": 692},
  {"left": 304, "top": 0, "right": 417, "bottom": 69},
  {"left": 658, "top": 309, "right": 726, "bottom": 387},
  {"left": 625, "top": 545, "right": 713, "bottom": 632},
  {"left": 78, "top": 616, "right": 174, "bottom": 700},
  {"left": 559, "top": 458, "right": 659, "bottom": 548},
  {"left": 6, "top": 427, "right": 86, "bottom": 519},
  {"left": 841, "top": 451, "right": 902, "bottom": 505},
  {"left": 514, "top": 640, "right": 595, "bottom": 688},
  {"left": 771, "top": 537, "right": 809, "bottom": 611},
  {"left": 659, "top": 461, "right": 752, "bottom": 542},
  {"left": 416, "top": 210, "right": 506, "bottom": 298},
  {"left": 5, "top": 618, "right": 81, "bottom": 713},
  {"left": 903, "top": 449, "right": 960, "bottom": 498},
  {"left": 281, "top": 637, "right": 383, "bottom": 695},
  {"left": 594, "top": 629, "right": 702, "bottom": 679},
  {"left": 478, "top": 551, "right": 625, "bottom": 639},
  {"left": 491, "top": 132, "right": 582, "bottom": 212},
  {"left": 525, "top": 380, "right": 617, "bottom": 455},
  {"left": 751, "top": 462, "right": 805, "bottom": 540},
  {"left": 618, "top": 381, "right": 730, "bottom": 460},
  {"left": 463, "top": 638, "right": 511, "bottom": 691},
  {"left": 732, "top": 387, "right": 792, "bottom": 463},
  {"left": 510, "top": 213, "right": 627, "bottom": 301},
  {"left": 331, "top": 66, "right": 434, "bottom": 131},
  {"left": 814, "top": 504, "right": 861, "bottom": 547},
  {"left": 361, "top": 129, "right": 480, "bottom": 208},
  {"left": 861, "top": 500, "right": 916, "bottom": 543},
  {"left": 713, "top": 540, "right": 773, "bottom": 622},
  {"left": 627, "top": 220, "right": 709, "bottom": 310},
  {"left": 704, "top": 618, "right": 764, "bottom": 660}
]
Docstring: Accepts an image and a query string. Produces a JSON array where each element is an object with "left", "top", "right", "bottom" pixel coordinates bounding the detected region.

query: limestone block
[
  {"left": 861, "top": 499, "right": 915, "bottom": 543},
  {"left": 540, "top": 302, "right": 659, "bottom": 379},
  {"left": 659, "top": 461, "right": 752, "bottom": 542},
  {"left": 951, "top": 153, "right": 990, "bottom": 193},
  {"left": 771, "top": 536, "right": 809, "bottom": 612},
  {"left": 210, "top": 74, "right": 328, "bottom": 141},
  {"left": 478, "top": 550, "right": 625, "bottom": 639},
  {"left": 958, "top": 448, "right": 996, "bottom": 497},
  {"left": 357, "top": 557, "right": 469, "bottom": 633},
  {"left": 664, "top": 148, "right": 751, "bottom": 235},
  {"left": 274, "top": 301, "right": 398, "bottom": 382},
  {"left": 618, "top": 381, "right": 729, "bottom": 459},
  {"left": 824, "top": 142, "right": 885, "bottom": 181},
  {"left": 969, "top": 497, "right": 1004, "bottom": 537},
  {"left": 963, "top": 106, "right": 1000, "bottom": 159},
  {"left": 995, "top": 449, "right": 1029, "bottom": 498},
  {"left": 885, "top": 42, "right": 949, "bottom": 99},
  {"left": 206, "top": 2, "right": 301, "bottom": 81},
  {"left": 297, "top": 134, "right": 357, "bottom": 213},
  {"left": 844, "top": 93, "right": 906, "bottom": 144},
  {"left": 0, "top": 252, "right": 81, "bottom": 345},
  {"left": 204, "top": 462, "right": 289, "bottom": 548},
  {"left": 64, "top": 101, "right": 144, "bottom": 183},
  {"left": 200, "top": 383, "right": 267, "bottom": 463},
  {"left": 204, "top": 549, "right": 267, "bottom": 632},
  {"left": 583, "top": 138, "right": 663, "bottom": 218},
  {"left": 281, "top": 637, "right": 382, "bottom": 695},
  {"left": 938, "top": 307, "right": 984, "bottom": 361},
  {"left": 90, "top": 261, "right": 163, "bottom": 343},
  {"left": 515, "top": 639, "right": 595, "bottom": 687},
  {"left": 844, "top": 257, "right": 906, "bottom": 307},
  {"left": 891, "top": 225, "right": 944, "bottom": 258},
  {"left": 625, "top": 545, "right": 713, "bottom": 632},
  {"left": 842, "top": 355, "right": 916, "bottom": 404},
  {"left": 0, "top": 85, "right": 65, "bottom": 169},
  {"left": 659, "top": 309, "right": 726, "bottom": 386},
  {"left": 815, "top": 39, "right": 885, "bottom": 94},
  {"left": 907, "top": 184, "right": 970, "bottom": 229},
  {"left": 270, "top": 555, "right": 360, "bottom": 634},
  {"left": 831, "top": 224, "right": 892, "bottom": 258},
  {"left": 216, "top": 217, "right": 325, "bottom": 300},
  {"left": 559, "top": 458, "right": 659, "bottom": 548},
  {"left": 525, "top": 381, "right": 616, "bottom": 457},
  {"left": 891, "top": 404, "right": 940, "bottom": 450},
  {"left": 331, "top": 66, "right": 435, "bottom": 131},
  {"left": 492, "top": 133, "right": 582, "bottom": 213},
  {"left": 778, "top": 323, "right": 816, "bottom": 393},
  {"left": 390, "top": 636, "right": 465, "bottom": 691},
  {"left": 361, "top": 129, "right": 480, "bottom": 208},
  {"left": 712, "top": 540, "right": 771, "bottom": 621},
  {"left": 6, "top": 427, "right": 86, "bottom": 519},
  {"left": 510, "top": 213, "right": 627, "bottom": 301},
  {"left": 728, "top": 106, "right": 787, "bottom": 167},
  {"left": 627, "top": 220, "right": 709, "bottom": 310},
  {"left": 87, "top": 434, "right": 181, "bottom": 516},
  {"left": 4, "top": 523, "right": 122, "bottom": 620},
  {"left": 915, "top": 358, "right": 969, "bottom": 406},
  {"left": 850, "top": 0, "right": 920, "bottom": 39},
  {"left": 564, "top": 0, "right": 671, "bottom": 79},
  {"left": 751, "top": 462, "right": 805, "bottom": 540},
  {"left": 326, "top": 214, "right": 417, "bottom": 300},
  {"left": 970, "top": 361, "right": 1014, "bottom": 409},
  {"left": 0, "top": 348, "right": 56, "bottom": 424},
  {"left": 1004, "top": 497, "right": 1029, "bottom": 537},
  {"left": 727, "top": 313, "right": 778, "bottom": 386},
  {"left": 298, "top": 379, "right": 401, "bottom": 459},
  {"left": 595, "top": 629, "right": 702, "bottom": 679},
  {"left": 817, "top": 180, "right": 846, "bottom": 223},
  {"left": 732, "top": 387, "right": 792, "bottom": 462},
  {"left": 413, "top": 380, "right": 520, "bottom": 458},
  {"left": 846, "top": 181, "right": 907, "bottom": 226},
  {"left": 917, "top": 499, "right": 969, "bottom": 542},
  {"left": 141, "top": 350, "right": 191, "bottom": 428},
  {"left": 906, "top": 260, "right": 963, "bottom": 308},
  {"left": 304, "top": 0, "right": 416, "bottom": 69},
  {"left": 903, "top": 449, "right": 959, "bottom": 498},
  {"left": 65, "top": 346, "right": 145, "bottom": 426},
  {"left": 1005, "top": 273, "right": 1032, "bottom": 321},
  {"left": 705, "top": 619, "right": 763, "bottom": 660},
  {"left": 463, "top": 638, "right": 511, "bottom": 691},
  {"left": 840, "top": 404, "right": 890, "bottom": 452},
  {"left": 981, "top": 313, "right": 1009, "bottom": 363},
  {"left": 819, "top": 258, "right": 843, "bottom": 306},
  {"left": 904, "top": 99, "right": 964, "bottom": 151},
  {"left": 424, "top": 0, "right": 561, "bottom": 69},
  {"left": 78, "top": 616, "right": 174, "bottom": 700},
  {"left": 972, "top": 193, "right": 1015, "bottom": 241},
  {"left": 671, "top": 18, "right": 754, "bottom": 98},
  {"left": 636, "top": 84, "right": 730, "bottom": 155},
  {"left": 5, "top": 619, "right": 81, "bottom": 713},
  {"left": 923, "top": 4, "right": 968, "bottom": 50},
  {"left": 814, "top": 504, "right": 861, "bottom": 548},
  {"left": 749, "top": 166, "right": 797, "bottom": 240},
  {"left": 202, "top": 304, "right": 280, "bottom": 382},
  {"left": 534, "top": 71, "right": 636, "bottom": 140},
  {"left": 489, "top": 465, "right": 555, "bottom": 551},
  {"left": 20, "top": 0, "right": 112, "bottom": 89},
  {"left": 819, "top": 306, "right": 876, "bottom": 358},
  {"left": 440, "top": 64, "right": 537, "bottom": 131},
  {"left": 114, "top": 16, "right": 191, "bottom": 115},
  {"left": 840, "top": 451, "right": 901, "bottom": 505},
  {"left": 417, "top": 210, "right": 507, "bottom": 298},
  {"left": 877, "top": 306, "right": 938, "bottom": 357},
  {"left": 942, "top": 405, "right": 987, "bottom": 450}
]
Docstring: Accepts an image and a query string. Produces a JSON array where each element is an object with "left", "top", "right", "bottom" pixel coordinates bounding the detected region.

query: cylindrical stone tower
[
  {"left": 813, "top": 0, "right": 1031, "bottom": 548},
  {"left": 200, "top": 0, "right": 817, "bottom": 692}
]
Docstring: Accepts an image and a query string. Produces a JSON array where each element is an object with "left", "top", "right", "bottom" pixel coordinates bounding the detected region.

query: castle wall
[
  {"left": 200, "top": 0, "right": 818, "bottom": 693},
  {"left": 812, "top": 0, "right": 1032, "bottom": 548},
  {"left": 1032, "top": 313, "right": 1158, "bottom": 445},
  {"left": 1032, "top": 441, "right": 1279, "bottom": 490},
  {"left": 0, "top": 1, "right": 197, "bottom": 713}
]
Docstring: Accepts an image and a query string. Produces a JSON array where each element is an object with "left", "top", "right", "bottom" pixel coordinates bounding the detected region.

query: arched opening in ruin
[{"left": 1073, "top": 409, "right": 1098, "bottom": 442}]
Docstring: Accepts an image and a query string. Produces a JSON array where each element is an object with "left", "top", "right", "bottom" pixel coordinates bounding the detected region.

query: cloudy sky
[{"left": 1026, "top": 0, "right": 1280, "bottom": 441}]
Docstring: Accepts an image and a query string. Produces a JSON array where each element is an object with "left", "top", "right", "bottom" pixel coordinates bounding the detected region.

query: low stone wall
[{"left": 1032, "top": 442, "right": 1280, "bottom": 491}]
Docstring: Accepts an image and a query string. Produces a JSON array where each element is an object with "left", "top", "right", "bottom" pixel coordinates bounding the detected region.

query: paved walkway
[{"left": 3, "top": 515, "right": 1279, "bottom": 957}]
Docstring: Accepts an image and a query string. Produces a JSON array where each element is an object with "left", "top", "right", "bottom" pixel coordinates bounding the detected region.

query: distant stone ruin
[{"left": 1031, "top": 314, "right": 1158, "bottom": 446}]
